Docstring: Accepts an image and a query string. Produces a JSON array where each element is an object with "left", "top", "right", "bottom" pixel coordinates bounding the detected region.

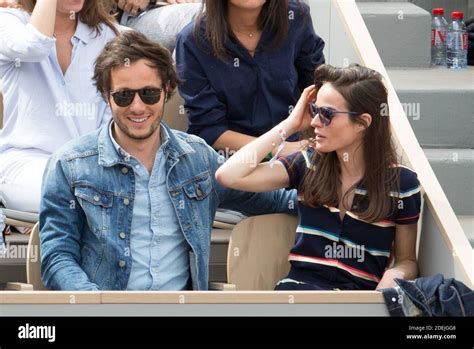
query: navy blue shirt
[
  {"left": 175, "top": 1, "right": 325, "bottom": 146},
  {"left": 278, "top": 150, "right": 422, "bottom": 290}
]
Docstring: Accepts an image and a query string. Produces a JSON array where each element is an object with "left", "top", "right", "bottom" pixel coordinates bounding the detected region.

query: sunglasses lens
[
  {"left": 319, "top": 107, "right": 332, "bottom": 126},
  {"left": 112, "top": 88, "right": 162, "bottom": 107},
  {"left": 113, "top": 90, "right": 135, "bottom": 107},
  {"left": 139, "top": 88, "right": 161, "bottom": 105},
  {"left": 309, "top": 104, "right": 332, "bottom": 126}
]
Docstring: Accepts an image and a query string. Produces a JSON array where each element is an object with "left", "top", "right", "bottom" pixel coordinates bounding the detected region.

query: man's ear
[{"left": 165, "top": 82, "right": 172, "bottom": 102}]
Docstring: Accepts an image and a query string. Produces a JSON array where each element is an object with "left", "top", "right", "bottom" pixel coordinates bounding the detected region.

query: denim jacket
[
  {"left": 381, "top": 274, "right": 474, "bottom": 316},
  {"left": 40, "top": 121, "right": 297, "bottom": 291}
]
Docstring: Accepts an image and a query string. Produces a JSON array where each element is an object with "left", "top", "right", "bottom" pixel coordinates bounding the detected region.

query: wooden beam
[{"left": 333, "top": 0, "right": 473, "bottom": 287}]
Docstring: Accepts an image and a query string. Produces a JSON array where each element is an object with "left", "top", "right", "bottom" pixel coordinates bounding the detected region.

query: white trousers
[{"left": 0, "top": 149, "right": 49, "bottom": 213}]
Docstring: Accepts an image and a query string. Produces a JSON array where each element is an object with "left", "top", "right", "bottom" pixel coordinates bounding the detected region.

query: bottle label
[
  {"left": 431, "top": 29, "right": 445, "bottom": 45},
  {"left": 462, "top": 32, "right": 468, "bottom": 50}
]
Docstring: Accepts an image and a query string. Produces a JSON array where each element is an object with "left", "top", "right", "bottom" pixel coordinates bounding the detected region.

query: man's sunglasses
[
  {"left": 110, "top": 88, "right": 163, "bottom": 107},
  {"left": 308, "top": 102, "right": 360, "bottom": 126}
]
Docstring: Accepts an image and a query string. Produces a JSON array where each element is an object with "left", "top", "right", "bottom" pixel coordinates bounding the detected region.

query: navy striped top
[{"left": 278, "top": 149, "right": 421, "bottom": 290}]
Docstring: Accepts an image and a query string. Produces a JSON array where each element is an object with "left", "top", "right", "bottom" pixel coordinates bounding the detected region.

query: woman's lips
[{"left": 315, "top": 132, "right": 326, "bottom": 139}]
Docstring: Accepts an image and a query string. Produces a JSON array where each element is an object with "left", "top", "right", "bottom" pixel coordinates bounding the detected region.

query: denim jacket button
[
  {"left": 119, "top": 232, "right": 126, "bottom": 239},
  {"left": 121, "top": 167, "right": 129, "bottom": 175},
  {"left": 93, "top": 195, "right": 100, "bottom": 202},
  {"left": 118, "top": 260, "right": 126, "bottom": 268},
  {"left": 123, "top": 198, "right": 130, "bottom": 206}
]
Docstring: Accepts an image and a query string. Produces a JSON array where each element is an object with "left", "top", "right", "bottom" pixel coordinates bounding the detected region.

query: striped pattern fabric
[{"left": 277, "top": 150, "right": 421, "bottom": 290}]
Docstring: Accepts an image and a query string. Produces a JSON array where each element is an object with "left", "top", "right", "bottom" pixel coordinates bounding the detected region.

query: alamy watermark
[
  {"left": 216, "top": 147, "right": 257, "bottom": 168},
  {"left": 18, "top": 323, "right": 55, "bottom": 343},
  {"left": 55, "top": 101, "right": 97, "bottom": 121},
  {"left": 324, "top": 242, "right": 365, "bottom": 262},
  {"left": 381, "top": 102, "right": 420, "bottom": 120},
  {"left": 0, "top": 242, "right": 38, "bottom": 263}
]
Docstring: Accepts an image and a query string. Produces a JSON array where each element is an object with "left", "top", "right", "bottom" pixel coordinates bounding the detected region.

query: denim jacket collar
[{"left": 98, "top": 119, "right": 195, "bottom": 168}]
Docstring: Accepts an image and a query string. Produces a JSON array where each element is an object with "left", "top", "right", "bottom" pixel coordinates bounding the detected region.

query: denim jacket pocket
[
  {"left": 74, "top": 186, "right": 114, "bottom": 237},
  {"left": 182, "top": 172, "right": 212, "bottom": 201},
  {"left": 182, "top": 172, "right": 212, "bottom": 234}
]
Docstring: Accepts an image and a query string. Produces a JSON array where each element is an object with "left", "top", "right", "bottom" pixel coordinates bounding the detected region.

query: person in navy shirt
[
  {"left": 175, "top": 0, "right": 325, "bottom": 157},
  {"left": 216, "top": 64, "right": 421, "bottom": 290}
]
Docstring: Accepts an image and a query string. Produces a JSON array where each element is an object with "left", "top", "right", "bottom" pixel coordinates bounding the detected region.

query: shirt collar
[
  {"left": 107, "top": 120, "right": 171, "bottom": 160},
  {"left": 108, "top": 121, "right": 129, "bottom": 159},
  {"left": 99, "top": 119, "right": 194, "bottom": 167},
  {"left": 73, "top": 18, "right": 93, "bottom": 44}
]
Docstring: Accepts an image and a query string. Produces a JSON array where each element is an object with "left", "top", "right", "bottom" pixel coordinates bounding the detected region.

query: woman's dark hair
[
  {"left": 93, "top": 30, "right": 182, "bottom": 100},
  {"left": 194, "top": 0, "right": 304, "bottom": 61},
  {"left": 20, "top": 0, "right": 119, "bottom": 35},
  {"left": 300, "top": 64, "right": 400, "bottom": 223}
]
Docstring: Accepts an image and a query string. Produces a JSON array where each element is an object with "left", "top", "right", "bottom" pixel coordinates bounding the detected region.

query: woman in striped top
[{"left": 216, "top": 64, "right": 421, "bottom": 290}]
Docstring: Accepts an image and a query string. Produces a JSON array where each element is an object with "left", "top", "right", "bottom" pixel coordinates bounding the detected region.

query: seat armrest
[
  {"left": 208, "top": 282, "right": 236, "bottom": 291},
  {"left": 3, "top": 209, "right": 39, "bottom": 224},
  {"left": 5, "top": 282, "right": 34, "bottom": 291}
]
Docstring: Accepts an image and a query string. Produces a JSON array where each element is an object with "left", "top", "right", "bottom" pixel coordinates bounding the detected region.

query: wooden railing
[
  {"left": 334, "top": 0, "right": 473, "bottom": 287},
  {"left": 0, "top": 291, "right": 389, "bottom": 316},
  {"left": 0, "top": 291, "right": 384, "bottom": 304}
]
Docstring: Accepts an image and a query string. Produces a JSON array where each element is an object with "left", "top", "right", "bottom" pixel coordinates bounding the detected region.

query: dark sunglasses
[
  {"left": 308, "top": 102, "right": 360, "bottom": 126},
  {"left": 110, "top": 88, "right": 163, "bottom": 107}
]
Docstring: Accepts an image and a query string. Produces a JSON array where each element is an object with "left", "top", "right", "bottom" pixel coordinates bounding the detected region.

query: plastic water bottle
[
  {"left": 431, "top": 8, "right": 447, "bottom": 65},
  {"left": 446, "top": 11, "right": 468, "bottom": 69}
]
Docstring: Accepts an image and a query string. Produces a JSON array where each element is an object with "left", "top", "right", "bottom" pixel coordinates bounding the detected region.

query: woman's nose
[{"left": 310, "top": 113, "right": 323, "bottom": 128}]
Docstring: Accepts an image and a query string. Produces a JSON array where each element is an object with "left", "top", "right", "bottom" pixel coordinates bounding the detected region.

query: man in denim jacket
[{"left": 39, "top": 30, "right": 296, "bottom": 291}]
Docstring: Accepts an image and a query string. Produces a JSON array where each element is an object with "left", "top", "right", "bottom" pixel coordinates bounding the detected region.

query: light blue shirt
[
  {"left": 109, "top": 122, "right": 190, "bottom": 290},
  {"left": 0, "top": 9, "right": 118, "bottom": 155}
]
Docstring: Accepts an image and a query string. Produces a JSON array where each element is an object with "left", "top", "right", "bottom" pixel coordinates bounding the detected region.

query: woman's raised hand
[
  {"left": 117, "top": 0, "right": 149, "bottom": 16},
  {"left": 0, "top": 0, "right": 22, "bottom": 9},
  {"left": 282, "top": 84, "right": 316, "bottom": 136}
]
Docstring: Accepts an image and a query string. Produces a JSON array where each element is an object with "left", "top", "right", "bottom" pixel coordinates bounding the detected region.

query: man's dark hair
[{"left": 93, "top": 30, "right": 182, "bottom": 101}]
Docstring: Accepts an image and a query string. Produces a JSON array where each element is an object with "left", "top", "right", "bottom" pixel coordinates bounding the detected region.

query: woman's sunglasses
[
  {"left": 110, "top": 88, "right": 163, "bottom": 107},
  {"left": 308, "top": 102, "right": 360, "bottom": 126}
]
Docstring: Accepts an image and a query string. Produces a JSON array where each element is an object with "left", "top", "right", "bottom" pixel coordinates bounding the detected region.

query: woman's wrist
[{"left": 278, "top": 120, "right": 297, "bottom": 138}]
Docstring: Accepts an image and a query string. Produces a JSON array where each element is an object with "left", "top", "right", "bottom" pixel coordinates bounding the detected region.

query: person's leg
[
  {"left": 274, "top": 278, "right": 330, "bottom": 291},
  {"left": 275, "top": 268, "right": 337, "bottom": 291},
  {"left": 0, "top": 150, "right": 49, "bottom": 213},
  {"left": 126, "top": 3, "right": 201, "bottom": 53}
]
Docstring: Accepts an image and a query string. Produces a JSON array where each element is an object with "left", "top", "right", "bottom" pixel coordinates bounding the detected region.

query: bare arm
[
  {"left": 212, "top": 130, "right": 256, "bottom": 153},
  {"left": 117, "top": 0, "right": 149, "bottom": 16},
  {"left": 215, "top": 85, "right": 316, "bottom": 192},
  {"left": 29, "top": 0, "right": 57, "bottom": 37},
  {"left": 213, "top": 130, "right": 308, "bottom": 158},
  {"left": 376, "top": 223, "right": 418, "bottom": 290}
]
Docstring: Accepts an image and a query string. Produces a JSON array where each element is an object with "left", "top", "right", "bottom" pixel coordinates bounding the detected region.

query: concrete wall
[
  {"left": 357, "top": 2, "right": 431, "bottom": 67},
  {"left": 356, "top": 0, "right": 469, "bottom": 18},
  {"left": 309, "top": 0, "right": 361, "bottom": 67}
]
